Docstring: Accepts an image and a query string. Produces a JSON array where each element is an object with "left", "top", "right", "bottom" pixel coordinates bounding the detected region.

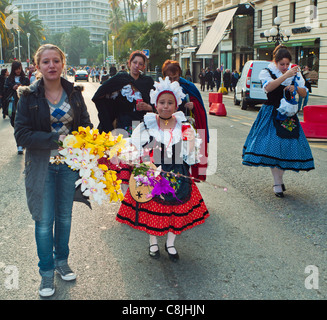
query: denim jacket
[{"left": 14, "top": 77, "right": 93, "bottom": 221}]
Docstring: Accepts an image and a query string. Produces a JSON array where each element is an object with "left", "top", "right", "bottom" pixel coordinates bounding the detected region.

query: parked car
[
  {"left": 234, "top": 60, "right": 270, "bottom": 110},
  {"left": 75, "top": 70, "right": 88, "bottom": 82}
]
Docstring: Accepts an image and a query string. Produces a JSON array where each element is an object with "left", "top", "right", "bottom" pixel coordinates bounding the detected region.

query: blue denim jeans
[
  {"left": 35, "top": 163, "right": 79, "bottom": 276},
  {"left": 298, "top": 92, "right": 309, "bottom": 110}
]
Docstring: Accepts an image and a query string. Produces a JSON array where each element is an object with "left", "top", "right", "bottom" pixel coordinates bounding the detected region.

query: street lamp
[
  {"left": 112, "top": 35, "right": 115, "bottom": 64},
  {"left": 17, "top": 29, "right": 21, "bottom": 61},
  {"left": 0, "top": 33, "right": 3, "bottom": 61},
  {"left": 102, "top": 40, "right": 105, "bottom": 67},
  {"left": 27, "top": 33, "right": 31, "bottom": 66},
  {"left": 166, "top": 36, "right": 184, "bottom": 59},
  {"left": 264, "top": 16, "right": 292, "bottom": 47}
]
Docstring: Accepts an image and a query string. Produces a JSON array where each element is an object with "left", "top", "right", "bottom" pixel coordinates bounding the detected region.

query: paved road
[{"left": 0, "top": 79, "right": 326, "bottom": 301}]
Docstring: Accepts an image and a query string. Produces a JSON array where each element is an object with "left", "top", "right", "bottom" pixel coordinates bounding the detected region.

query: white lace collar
[
  {"left": 267, "top": 62, "right": 300, "bottom": 86},
  {"left": 143, "top": 111, "right": 186, "bottom": 147}
]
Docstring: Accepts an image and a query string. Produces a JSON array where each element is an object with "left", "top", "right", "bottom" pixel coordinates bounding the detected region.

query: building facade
[
  {"left": 12, "top": 0, "right": 110, "bottom": 44},
  {"left": 157, "top": 0, "right": 327, "bottom": 96},
  {"left": 157, "top": 0, "right": 254, "bottom": 81},
  {"left": 254, "top": 0, "right": 326, "bottom": 96}
]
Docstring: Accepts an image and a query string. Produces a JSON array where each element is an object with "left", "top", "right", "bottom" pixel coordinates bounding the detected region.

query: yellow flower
[
  {"left": 89, "top": 144, "right": 106, "bottom": 157},
  {"left": 98, "top": 164, "right": 109, "bottom": 171}
]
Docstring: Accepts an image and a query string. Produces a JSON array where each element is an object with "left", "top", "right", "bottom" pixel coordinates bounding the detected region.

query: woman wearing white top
[{"left": 242, "top": 45, "right": 314, "bottom": 198}]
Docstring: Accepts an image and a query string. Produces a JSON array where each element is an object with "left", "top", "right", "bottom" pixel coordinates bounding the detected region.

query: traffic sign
[
  {"left": 142, "top": 49, "right": 150, "bottom": 59},
  {"left": 0, "top": 60, "right": 4, "bottom": 64}
]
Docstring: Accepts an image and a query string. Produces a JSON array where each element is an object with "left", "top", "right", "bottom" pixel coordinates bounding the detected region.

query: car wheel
[
  {"left": 234, "top": 92, "right": 240, "bottom": 105},
  {"left": 241, "top": 95, "right": 248, "bottom": 110}
]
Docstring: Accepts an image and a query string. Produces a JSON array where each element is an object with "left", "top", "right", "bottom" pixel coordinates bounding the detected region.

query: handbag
[
  {"left": 277, "top": 87, "right": 299, "bottom": 117},
  {"left": 7, "top": 96, "right": 15, "bottom": 117},
  {"left": 273, "top": 75, "right": 300, "bottom": 139}
]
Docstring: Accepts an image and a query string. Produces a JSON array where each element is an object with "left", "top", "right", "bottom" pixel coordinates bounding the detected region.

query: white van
[{"left": 234, "top": 60, "right": 270, "bottom": 110}]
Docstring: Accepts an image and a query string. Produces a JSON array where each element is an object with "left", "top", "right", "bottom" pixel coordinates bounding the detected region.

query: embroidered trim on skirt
[{"left": 116, "top": 182, "right": 209, "bottom": 236}]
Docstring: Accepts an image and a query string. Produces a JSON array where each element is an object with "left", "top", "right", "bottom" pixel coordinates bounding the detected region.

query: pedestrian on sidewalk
[
  {"left": 231, "top": 70, "right": 239, "bottom": 92},
  {"left": 223, "top": 69, "right": 232, "bottom": 92},
  {"left": 198, "top": 68, "right": 206, "bottom": 91},
  {"left": 298, "top": 65, "right": 311, "bottom": 110},
  {"left": 213, "top": 67, "right": 221, "bottom": 92},
  {"left": 14, "top": 44, "right": 93, "bottom": 297},
  {"left": 161, "top": 59, "right": 209, "bottom": 182},
  {"left": 0, "top": 68, "right": 9, "bottom": 118},
  {"left": 242, "top": 45, "right": 314, "bottom": 198},
  {"left": 4, "top": 61, "right": 30, "bottom": 154},
  {"left": 116, "top": 77, "right": 209, "bottom": 262},
  {"left": 204, "top": 67, "right": 214, "bottom": 91}
]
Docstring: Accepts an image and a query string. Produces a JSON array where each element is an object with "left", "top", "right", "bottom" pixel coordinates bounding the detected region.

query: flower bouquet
[
  {"left": 59, "top": 126, "right": 126, "bottom": 205},
  {"left": 129, "top": 162, "right": 180, "bottom": 203}
]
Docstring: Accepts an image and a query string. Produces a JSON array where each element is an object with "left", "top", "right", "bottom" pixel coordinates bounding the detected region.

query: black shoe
[
  {"left": 149, "top": 244, "right": 160, "bottom": 259},
  {"left": 273, "top": 185, "right": 284, "bottom": 198},
  {"left": 281, "top": 184, "right": 286, "bottom": 192},
  {"left": 165, "top": 243, "right": 179, "bottom": 262}
]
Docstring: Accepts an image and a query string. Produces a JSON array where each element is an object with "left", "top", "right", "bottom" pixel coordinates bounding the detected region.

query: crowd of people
[
  {"left": 0, "top": 43, "right": 315, "bottom": 298},
  {"left": 198, "top": 66, "right": 240, "bottom": 92}
]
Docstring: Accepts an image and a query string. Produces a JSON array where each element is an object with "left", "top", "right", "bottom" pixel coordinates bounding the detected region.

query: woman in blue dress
[{"left": 242, "top": 45, "right": 314, "bottom": 197}]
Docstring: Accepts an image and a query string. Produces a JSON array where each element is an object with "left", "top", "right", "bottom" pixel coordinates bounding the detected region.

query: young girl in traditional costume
[
  {"left": 116, "top": 77, "right": 209, "bottom": 261},
  {"left": 242, "top": 45, "right": 314, "bottom": 197}
]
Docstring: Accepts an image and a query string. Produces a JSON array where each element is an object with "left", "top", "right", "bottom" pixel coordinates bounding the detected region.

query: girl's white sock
[
  {"left": 149, "top": 235, "right": 158, "bottom": 252},
  {"left": 166, "top": 232, "right": 177, "bottom": 254}
]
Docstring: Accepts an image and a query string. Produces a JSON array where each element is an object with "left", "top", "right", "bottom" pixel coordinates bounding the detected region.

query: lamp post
[
  {"left": 17, "top": 29, "right": 21, "bottom": 61},
  {"left": 106, "top": 33, "right": 109, "bottom": 70},
  {"left": 264, "top": 16, "right": 292, "bottom": 47},
  {"left": 112, "top": 35, "right": 115, "bottom": 65},
  {"left": 102, "top": 40, "right": 105, "bottom": 67},
  {"left": 0, "top": 33, "right": 3, "bottom": 61},
  {"left": 27, "top": 33, "right": 31, "bottom": 66},
  {"left": 166, "top": 36, "right": 184, "bottom": 66}
]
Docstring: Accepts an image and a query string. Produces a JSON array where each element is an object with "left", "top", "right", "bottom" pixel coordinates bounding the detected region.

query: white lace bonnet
[{"left": 149, "top": 77, "right": 186, "bottom": 107}]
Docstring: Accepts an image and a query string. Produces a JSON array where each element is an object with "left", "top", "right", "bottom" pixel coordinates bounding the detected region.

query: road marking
[{"left": 309, "top": 143, "right": 327, "bottom": 149}]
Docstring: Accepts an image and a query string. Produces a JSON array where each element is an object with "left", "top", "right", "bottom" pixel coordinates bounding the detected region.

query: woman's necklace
[
  {"left": 46, "top": 88, "right": 62, "bottom": 104},
  {"left": 159, "top": 115, "right": 173, "bottom": 126}
]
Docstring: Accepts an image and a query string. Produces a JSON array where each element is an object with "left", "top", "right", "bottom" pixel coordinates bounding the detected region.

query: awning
[
  {"left": 254, "top": 38, "right": 320, "bottom": 49},
  {"left": 196, "top": 7, "right": 238, "bottom": 57}
]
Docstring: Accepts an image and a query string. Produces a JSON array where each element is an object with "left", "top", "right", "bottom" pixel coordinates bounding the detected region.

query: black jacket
[
  {"left": 15, "top": 77, "right": 93, "bottom": 150},
  {"left": 14, "top": 77, "right": 93, "bottom": 219},
  {"left": 92, "top": 72, "right": 154, "bottom": 133}
]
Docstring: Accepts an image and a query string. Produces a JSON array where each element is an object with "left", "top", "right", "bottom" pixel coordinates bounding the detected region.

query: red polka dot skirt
[
  {"left": 109, "top": 162, "right": 132, "bottom": 185},
  {"left": 116, "top": 182, "right": 209, "bottom": 236}
]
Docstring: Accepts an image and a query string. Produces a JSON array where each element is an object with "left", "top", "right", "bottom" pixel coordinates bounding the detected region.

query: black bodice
[{"left": 265, "top": 68, "right": 292, "bottom": 108}]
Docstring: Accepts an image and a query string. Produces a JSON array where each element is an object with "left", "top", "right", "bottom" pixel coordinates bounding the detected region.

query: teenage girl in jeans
[{"left": 15, "top": 44, "right": 92, "bottom": 297}]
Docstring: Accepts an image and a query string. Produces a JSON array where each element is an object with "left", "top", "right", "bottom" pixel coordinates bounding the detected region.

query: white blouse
[
  {"left": 259, "top": 62, "right": 307, "bottom": 93},
  {"left": 129, "top": 111, "right": 202, "bottom": 165}
]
